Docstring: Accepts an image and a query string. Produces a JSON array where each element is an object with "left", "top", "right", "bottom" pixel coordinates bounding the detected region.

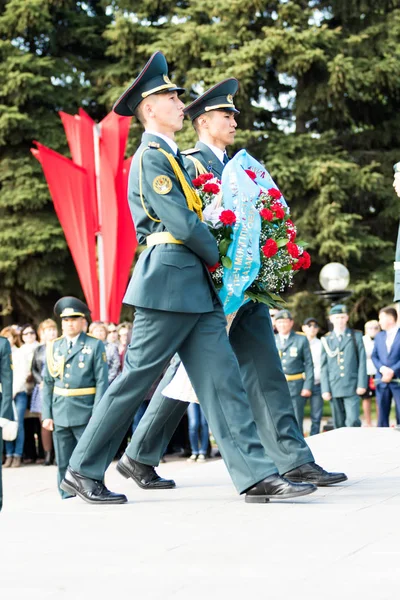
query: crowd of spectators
[{"left": 2, "top": 303, "right": 399, "bottom": 469}]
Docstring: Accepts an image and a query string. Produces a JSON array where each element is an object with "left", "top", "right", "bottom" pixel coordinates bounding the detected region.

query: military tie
[
  {"left": 68, "top": 340, "right": 73, "bottom": 354},
  {"left": 175, "top": 149, "right": 184, "bottom": 166},
  {"left": 223, "top": 153, "right": 229, "bottom": 166}
]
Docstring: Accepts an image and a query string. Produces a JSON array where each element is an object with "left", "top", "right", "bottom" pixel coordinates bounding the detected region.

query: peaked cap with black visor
[
  {"left": 113, "top": 51, "right": 185, "bottom": 117},
  {"left": 54, "top": 296, "right": 91, "bottom": 321},
  {"left": 184, "top": 78, "right": 240, "bottom": 121}
]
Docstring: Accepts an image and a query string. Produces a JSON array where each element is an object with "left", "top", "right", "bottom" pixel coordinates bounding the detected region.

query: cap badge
[
  {"left": 227, "top": 94, "right": 233, "bottom": 104},
  {"left": 163, "top": 74, "right": 173, "bottom": 86}
]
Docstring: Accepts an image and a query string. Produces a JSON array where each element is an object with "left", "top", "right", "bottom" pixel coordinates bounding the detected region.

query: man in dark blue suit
[{"left": 372, "top": 306, "right": 400, "bottom": 427}]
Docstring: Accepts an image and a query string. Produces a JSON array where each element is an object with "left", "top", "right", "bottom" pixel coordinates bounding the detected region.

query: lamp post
[{"left": 314, "top": 262, "right": 352, "bottom": 306}]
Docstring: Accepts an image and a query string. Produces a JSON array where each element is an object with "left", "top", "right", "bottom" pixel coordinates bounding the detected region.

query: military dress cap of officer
[
  {"left": 320, "top": 305, "right": 367, "bottom": 428},
  {"left": 63, "top": 52, "right": 284, "bottom": 501},
  {"left": 113, "top": 51, "right": 185, "bottom": 116},
  {"left": 275, "top": 315, "right": 314, "bottom": 431},
  {"left": 0, "top": 336, "right": 13, "bottom": 511},
  {"left": 42, "top": 296, "right": 108, "bottom": 498},
  {"left": 184, "top": 78, "right": 240, "bottom": 121},
  {"left": 182, "top": 79, "right": 240, "bottom": 179}
]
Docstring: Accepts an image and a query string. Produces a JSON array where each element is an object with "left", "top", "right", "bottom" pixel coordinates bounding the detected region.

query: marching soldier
[
  {"left": 124, "top": 78, "right": 346, "bottom": 487},
  {"left": 0, "top": 335, "right": 13, "bottom": 511},
  {"left": 274, "top": 310, "right": 314, "bottom": 434},
  {"left": 60, "top": 52, "right": 317, "bottom": 505},
  {"left": 42, "top": 297, "right": 108, "bottom": 498},
  {"left": 320, "top": 305, "right": 367, "bottom": 428}
]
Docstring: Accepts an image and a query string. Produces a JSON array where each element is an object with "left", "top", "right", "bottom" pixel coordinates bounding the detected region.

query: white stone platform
[{"left": 1, "top": 427, "right": 400, "bottom": 600}]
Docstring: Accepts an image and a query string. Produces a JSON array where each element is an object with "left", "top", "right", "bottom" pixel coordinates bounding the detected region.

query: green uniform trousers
[
  {"left": 69, "top": 304, "right": 277, "bottom": 494},
  {"left": 129, "top": 302, "right": 314, "bottom": 474},
  {"left": 54, "top": 423, "right": 87, "bottom": 499},
  {"left": 287, "top": 379, "right": 307, "bottom": 433}
]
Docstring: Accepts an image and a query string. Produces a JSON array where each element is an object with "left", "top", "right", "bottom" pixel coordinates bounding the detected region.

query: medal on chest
[{"left": 289, "top": 347, "right": 298, "bottom": 358}]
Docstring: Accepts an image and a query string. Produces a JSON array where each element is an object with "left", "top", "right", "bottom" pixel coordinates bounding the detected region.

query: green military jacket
[
  {"left": 183, "top": 141, "right": 224, "bottom": 180},
  {"left": 42, "top": 332, "right": 108, "bottom": 427},
  {"left": 320, "top": 328, "right": 367, "bottom": 397},
  {"left": 123, "top": 132, "right": 219, "bottom": 313},
  {"left": 0, "top": 336, "right": 13, "bottom": 421},
  {"left": 275, "top": 331, "right": 314, "bottom": 391}
]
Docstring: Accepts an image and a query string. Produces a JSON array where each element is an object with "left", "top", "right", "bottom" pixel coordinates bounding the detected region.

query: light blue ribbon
[{"left": 219, "top": 150, "right": 286, "bottom": 314}]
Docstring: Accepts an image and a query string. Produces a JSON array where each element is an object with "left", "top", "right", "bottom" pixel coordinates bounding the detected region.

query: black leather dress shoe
[
  {"left": 116, "top": 454, "right": 176, "bottom": 489},
  {"left": 60, "top": 467, "right": 128, "bottom": 504},
  {"left": 283, "top": 462, "right": 348, "bottom": 486},
  {"left": 245, "top": 474, "right": 317, "bottom": 503}
]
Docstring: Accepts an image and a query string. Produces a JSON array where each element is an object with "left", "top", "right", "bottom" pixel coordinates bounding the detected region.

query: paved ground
[{"left": 1, "top": 427, "right": 400, "bottom": 600}]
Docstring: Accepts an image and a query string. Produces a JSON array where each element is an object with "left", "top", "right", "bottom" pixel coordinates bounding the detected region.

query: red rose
[
  {"left": 208, "top": 262, "right": 221, "bottom": 273},
  {"left": 245, "top": 169, "right": 257, "bottom": 181},
  {"left": 271, "top": 202, "right": 285, "bottom": 220},
  {"left": 301, "top": 250, "right": 311, "bottom": 269},
  {"left": 286, "top": 241, "right": 300, "bottom": 258},
  {"left": 268, "top": 187, "right": 282, "bottom": 200},
  {"left": 262, "top": 239, "right": 278, "bottom": 258},
  {"left": 219, "top": 209, "right": 236, "bottom": 226},
  {"left": 260, "top": 208, "right": 274, "bottom": 221},
  {"left": 203, "top": 183, "right": 220, "bottom": 194},
  {"left": 192, "top": 176, "right": 203, "bottom": 188}
]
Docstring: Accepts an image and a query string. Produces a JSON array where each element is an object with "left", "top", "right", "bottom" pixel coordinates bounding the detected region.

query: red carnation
[
  {"left": 262, "top": 239, "right": 278, "bottom": 258},
  {"left": 268, "top": 187, "right": 282, "bottom": 200},
  {"left": 260, "top": 208, "right": 274, "bottom": 221},
  {"left": 245, "top": 169, "right": 257, "bottom": 181},
  {"left": 301, "top": 250, "right": 311, "bottom": 269},
  {"left": 192, "top": 173, "right": 214, "bottom": 187},
  {"left": 208, "top": 262, "right": 221, "bottom": 273},
  {"left": 203, "top": 183, "right": 220, "bottom": 194},
  {"left": 271, "top": 202, "right": 285, "bottom": 220},
  {"left": 219, "top": 209, "right": 236, "bottom": 226},
  {"left": 286, "top": 242, "right": 300, "bottom": 258},
  {"left": 286, "top": 219, "right": 297, "bottom": 242}
]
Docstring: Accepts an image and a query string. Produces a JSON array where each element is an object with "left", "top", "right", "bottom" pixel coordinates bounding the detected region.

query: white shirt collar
[
  {"left": 65, "top": 334, "right": 80, "bottom": 347},
  {"left": 145, "top": 131, "right": 178, "bottom": 155},
  {"left": 201, "top": 142, "right": 225, "bottom": 165}
]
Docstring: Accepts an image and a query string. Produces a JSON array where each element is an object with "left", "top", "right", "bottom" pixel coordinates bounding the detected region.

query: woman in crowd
[
  {"left": 107, "top": 323, "right": 119, "bottom": 346},
  {"left": 89, "top": 321, "right": 121, "bottom": 384},
  {"left": 31, "top": 319, "right": 58, "bottom": 465},
  {"left": 0, "top": 326, "right": 21, "bottom": 355},
  {"left": 3, "top": 324, "right": 38, "bottom": 467},
  {"left": 117, "top": 322, "right": 132, "bottom": 368},
  {"left": 362, "top": 320, "right": 380, "bottom": 426},
  {"left": 186, "top": 403, "right": 210, "bottom": 462}
]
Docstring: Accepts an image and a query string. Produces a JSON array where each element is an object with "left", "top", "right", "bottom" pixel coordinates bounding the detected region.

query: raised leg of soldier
[
  {"left": 178, "top": 304, "right": 278, "bottom": 493},
  {"left": 228, "top": 302, "right": 314, "bottom": 473},
  {"left": 68, "top": 308, "right": 203, "bottom": 482},
  {"left": 127, "top": 357, "right": 188, "bottom": 466}
]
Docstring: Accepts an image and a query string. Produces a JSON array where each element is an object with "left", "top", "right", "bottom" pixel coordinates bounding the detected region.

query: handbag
[{"left": 0, "top": 401, "right": 18, "bottom": 442}]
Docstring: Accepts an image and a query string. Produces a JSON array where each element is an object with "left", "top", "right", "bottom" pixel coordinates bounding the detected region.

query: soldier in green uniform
[
  {"left": 0, "top": 335, "right": 13, "bottom": 511},
  {"left": 125, "top": 79, "right": 346, "bottom": 487},
  {"left": 61, "top": 52, "right": 317, "bottom": 505},
  {"left": 320, "top": 305, "right": 367, "bottom": 428},
  {"left": 274, "top": 310, "right": 314, "bottom": 434},
  {"left": 42, "top": 297, "right": 108, "bottom": 499}
]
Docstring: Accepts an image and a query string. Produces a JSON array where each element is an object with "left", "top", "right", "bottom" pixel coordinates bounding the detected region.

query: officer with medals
[
  {"left": 42, "top": 297, "right": 108, "bottom": 499},
  {"left": 274, "top": 310, "right": 314, "bottom": 434},
  {"left": 125, "top": 79, "right": 347, "bottom": 487},
  {"left": 0, "top": 335, "right": 13, "bottom": 511},
  {"left": 60, "top": 52, "right": 317, "bottom": 505},
  {"left": 320, "top": 304, "right": 367, "bottom": 428}
]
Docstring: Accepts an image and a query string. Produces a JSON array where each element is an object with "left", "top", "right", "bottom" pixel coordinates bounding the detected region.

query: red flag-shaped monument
[{"left": 32, "top": 109, "right": 137, "bottom": 322}]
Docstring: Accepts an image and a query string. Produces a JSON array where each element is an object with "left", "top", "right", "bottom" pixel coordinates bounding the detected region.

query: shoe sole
[
  {"left": 288, "top": 475, "right": 348, "bottom": 486},
  {"left": 116, "top": 461, "right": 176, "bottom": 490},
  {"left": 60, "top": 480, "right": 127, "bottom": 504},
  {"left": 245, "top": 485, "right": 317, "bottom": 504}
]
